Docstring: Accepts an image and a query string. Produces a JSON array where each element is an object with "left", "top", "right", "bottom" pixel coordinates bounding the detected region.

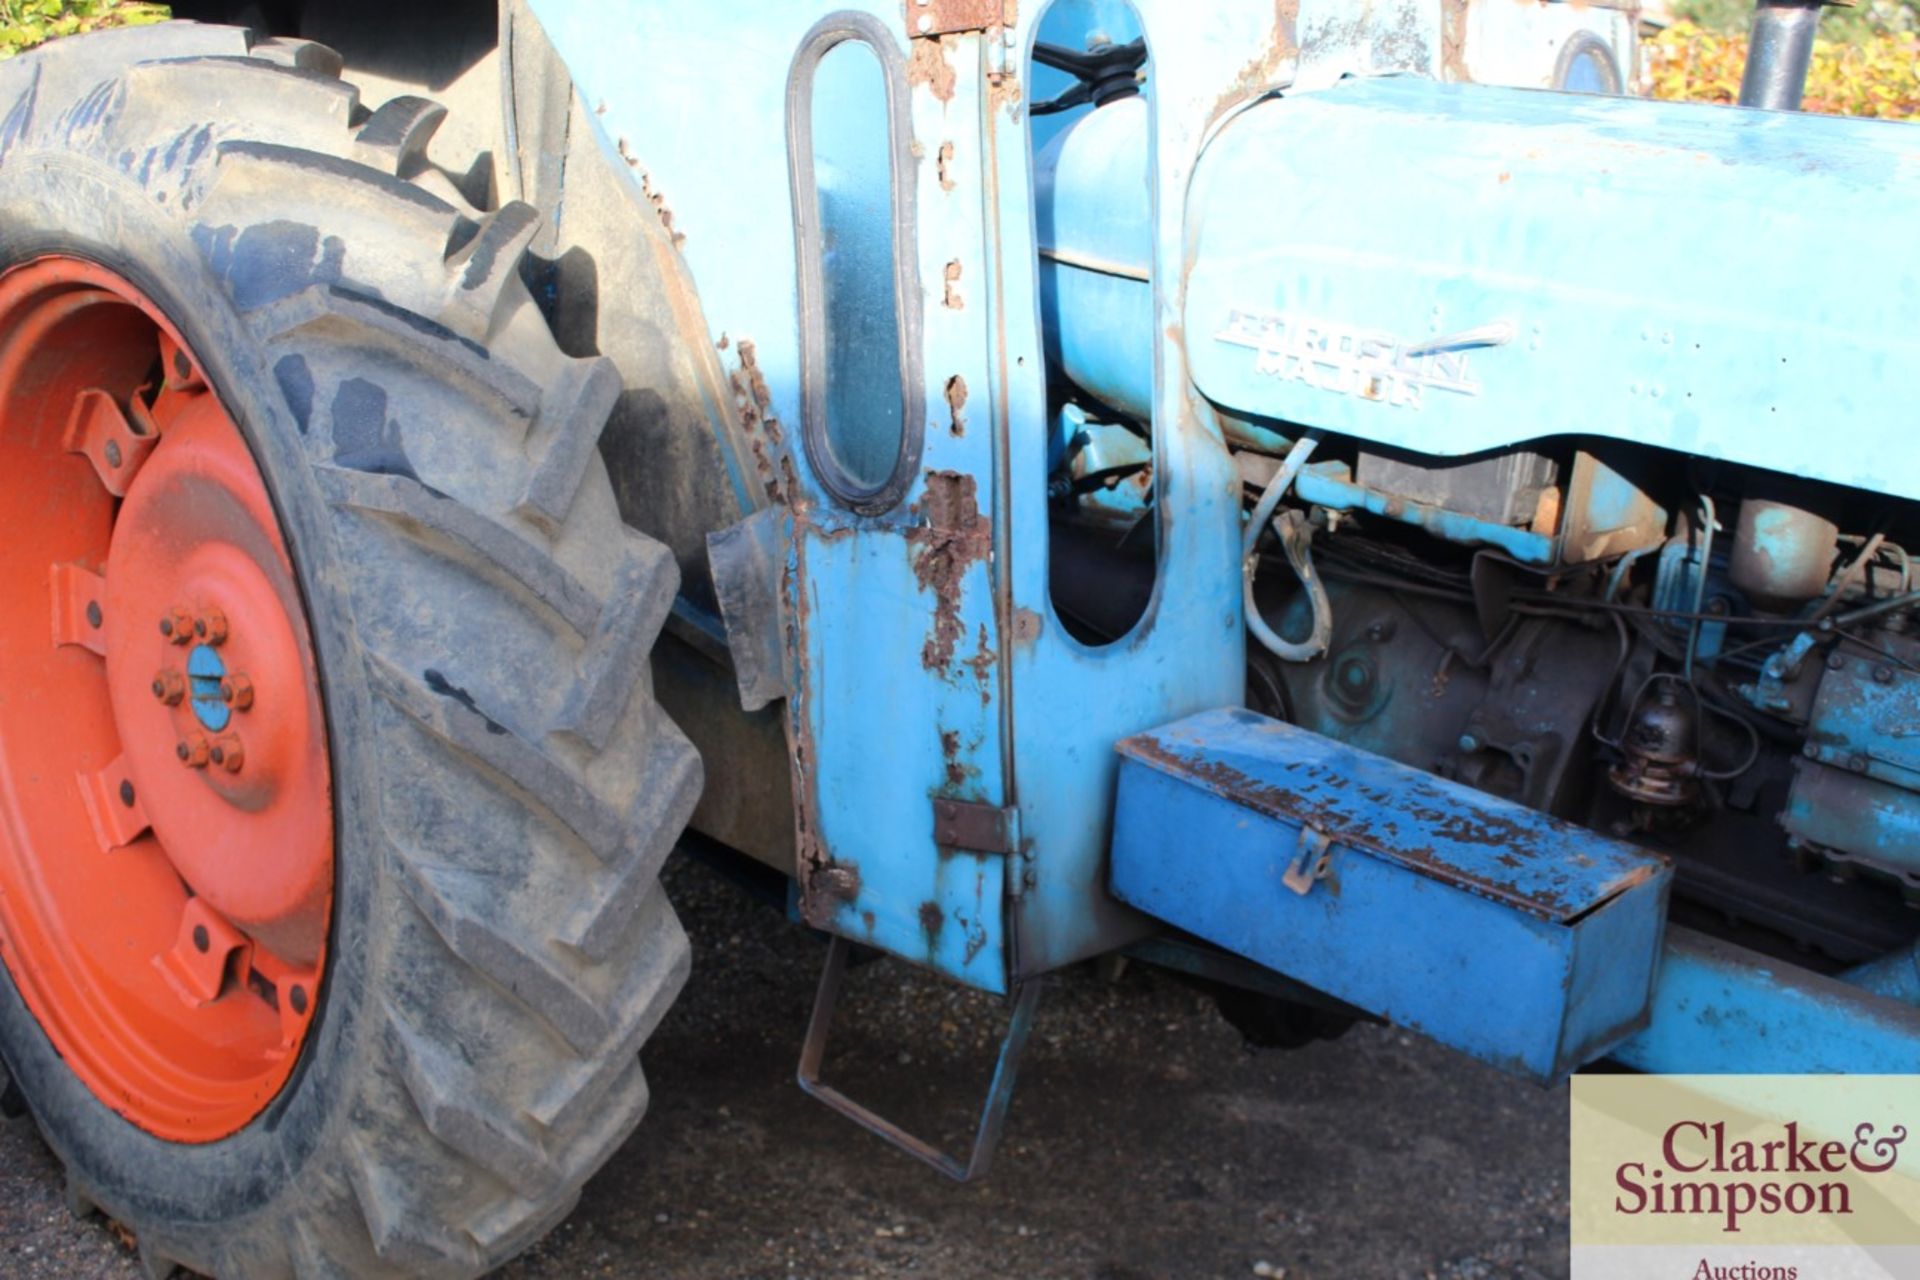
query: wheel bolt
[
  {"left": 211, "top": 733, "right": 245, "bottom": 773},
  {"left": 197, "top": 608, "right": 228, "bottom": 646},
  {"left": 176, "top": 732, "right": 210, "bottom": 769},
  {"left": 219, "top": 673, "right": 254, "bottom": 710},
  {"left": 162, "top": 608, "right": 194, "bottom": 645},
  {"left": 151, "top": 669, "right": 185, "bottom": 706}
]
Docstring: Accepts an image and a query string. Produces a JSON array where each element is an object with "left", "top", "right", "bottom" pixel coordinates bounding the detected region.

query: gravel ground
[{"left": 1, "top": 854, "right": 1571, "bottom": 1279}]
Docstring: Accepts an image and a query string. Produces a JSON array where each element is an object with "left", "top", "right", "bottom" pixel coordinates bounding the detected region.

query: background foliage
[
  {"left": 1651, "top": 0, "right": 1920, "bottom": 117},
  {"left": 0, "top": 0, "right": 165, "bottom": 58}
]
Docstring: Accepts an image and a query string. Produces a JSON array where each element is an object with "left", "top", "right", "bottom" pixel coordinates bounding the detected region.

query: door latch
[{"left": 1282, "top": 825, "right": 1335, "bottom": 896}]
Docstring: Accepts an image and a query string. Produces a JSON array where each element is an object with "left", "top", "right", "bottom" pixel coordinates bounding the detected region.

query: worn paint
[
  {"left": 1615, "top": 927, "right": 1920, "bottom": 1074},
  {"left": 907, "top": 470, "right": 992, "bottom": 672},
  {"left": 1185, "top": 76, "right": 1920, "bottom": 501},
  {"left": 908, "top": 36, "right": 958, "bottom": 102},
  {"left": 1213, "top": 0, "right": 1299, "bottom": 121},
  {"left": 942, "top": 258, "right": 963, "bottom": 309},
  {"left": 1111, "top": 707, "right": 1671, "bottom": 1082},
  {"left": 944, "top": 373, "right": 968, "bottom": 436},
  {"left": 728, "top": 338, "right": 785, "bottom": 503},
  {"left": 1119, "top": 710, "right": 1658, "bottom": 921}
]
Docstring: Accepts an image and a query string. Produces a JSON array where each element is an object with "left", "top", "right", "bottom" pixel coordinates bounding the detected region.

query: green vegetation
[
  {"left": 1675, "top": 0, "right": 1919, "bottom": 43},
  {"left": 0, "top": 0, "right": 168, "bottom": 60},
  {"left": 1651, "top": 12, "right": 1920, "bottom": 118}
]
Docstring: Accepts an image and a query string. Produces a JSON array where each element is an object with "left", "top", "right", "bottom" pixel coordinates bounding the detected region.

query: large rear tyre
[{"left": 0, "top": 23, "right": 699, "bottom": 1278}]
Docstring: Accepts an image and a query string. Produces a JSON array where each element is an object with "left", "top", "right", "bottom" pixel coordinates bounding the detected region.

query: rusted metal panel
[
  {"left": 904, "top": 0, "right": 1012, "bottom": 38},
  {"left": 1110, "top": 708, "right": 1672, "bottom": 1081}
]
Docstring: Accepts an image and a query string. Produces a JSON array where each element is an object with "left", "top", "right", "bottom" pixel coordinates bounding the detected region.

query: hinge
[
  {"left": 904, "top": 0, "right": 1013, "bottom": 38},
  {"left": 932, "top": 796, "right": 1017, "bottom": 855}
]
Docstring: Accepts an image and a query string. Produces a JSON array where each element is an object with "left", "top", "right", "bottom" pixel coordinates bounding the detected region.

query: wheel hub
[{"left": 0, "top": 257, "right": 333, "bottom": 1141}]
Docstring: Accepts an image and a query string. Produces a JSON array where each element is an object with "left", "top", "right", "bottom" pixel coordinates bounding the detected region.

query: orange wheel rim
[{"left": 0, "top": 257, "right": 333, "bottom": 1142}]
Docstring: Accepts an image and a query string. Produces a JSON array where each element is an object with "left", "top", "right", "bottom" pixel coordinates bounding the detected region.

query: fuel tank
[{"left": 1039, "top": 76, "right": 1920, "bottom": 500}]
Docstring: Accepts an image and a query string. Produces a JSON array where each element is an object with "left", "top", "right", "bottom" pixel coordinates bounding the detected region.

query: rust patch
[
  {"left": 940, "top": 727, "right": 966, "bottom": 785},
  {"left": 965, "top": 622, "right": 994, "bottom": 704},
  {"left": 787, "top": 459, "right": 831, "bottom": 927},
  {"left": 942, "top": 259, "right": 963, "bottom": 310},
  {"left": 987, "top": 65, "right": 1022, "bottom": 117},
  {"left": 906, "top": 0, "right": 1015, "bottom": 37},
  {"left": 907, "top": 471, "right": 992, "bottom": 672},
  {"left": 937, "top": 141, "right": 956, "bottom": 191},
  {"left": 729, "top": 339, "right": 785, "bottom": 502},
  {"left": 1440, "top": 0, "right": 1470, "bottom": 83},
  {"left": 944, "top": 374, "right": 968, "bottom": 436},
  {"left": 1212, "top": 1, "right": 1300, "bottom": 122},
  {"left": 908, "top": 37, "right": 958, "bottom": 103},
  {"left": 616, "top": 138, "right": 686, "bottom": 248},
  {"left": 919, "top": 899, "right": 946, "bottom": 947},
  {"left": 1011, "top": 606, "right": 1042, "bottom": 647}
]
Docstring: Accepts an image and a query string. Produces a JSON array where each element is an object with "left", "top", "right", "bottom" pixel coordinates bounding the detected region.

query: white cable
[{"left": 1243, "top": 434, "right": 1331, "bottom": 662}]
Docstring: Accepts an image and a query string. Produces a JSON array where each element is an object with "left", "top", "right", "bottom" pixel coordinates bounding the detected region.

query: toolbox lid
[{"left": 1117, "top": 708, "right": 1664, "bottom": 924}]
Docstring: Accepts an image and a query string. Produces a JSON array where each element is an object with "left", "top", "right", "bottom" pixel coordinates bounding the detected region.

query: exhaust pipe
[{"left": 1739, "top": 0, "right": 1825, "bottom": 110}]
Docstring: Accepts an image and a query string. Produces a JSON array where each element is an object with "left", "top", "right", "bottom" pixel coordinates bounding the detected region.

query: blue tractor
[{"left": 0, "top": 0, "right": 1911, "bottom": 1273}]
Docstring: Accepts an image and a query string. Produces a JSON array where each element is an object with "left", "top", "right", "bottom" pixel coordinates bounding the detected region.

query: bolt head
[
  {"left": 177, "top": 733, "right": 210, "bottom": 769},
  {"left": 212, "top": 733, "right": 245, "bottom": 773},
  {"left": 166, "top": 608, "right": 195, "bottom": 645},
  {"left": 1828, "top": 654, "right": 1847, "bottom": 672},
  {"left": 198, "top": 608, "right": 229, "bottom": 646},
  {"left": 152, "top": 669, "right": 185, "bottom": 706},
  {"left": 219, "top": 673, "right": 254, "bottom": 710},
  {"left": 1875, "top": 665, "right": 1896, "bottom": 684}
]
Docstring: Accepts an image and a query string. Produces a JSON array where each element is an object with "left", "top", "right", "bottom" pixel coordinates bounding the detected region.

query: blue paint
[
  {"left": 187, "top": 645, "right": 229, "bottom": 732},
  {"left": 1036, "top": 93, "right": 1153, "bottom": 420},
  {"left": 1613, "top": 928, "right": 1920, "bottom": 1073},
  {"left": 1110, "top": 708, "right": 1671, "bottom": 1081},
  {"left": 1294, "top": 461, "right": 1555, "bottom": 564},
  {"left": 1779, "top": 653, "right": 1920, "bottom": 877},
  {"left": 528, "top": 0, "right": 1920, "bottom": 1076},
  {"left": 1183, "top": 77, "right": 1920, "bottom": 502},
  {"left": 1652, "top": 539, "right": 1727, "bottom": 664}
]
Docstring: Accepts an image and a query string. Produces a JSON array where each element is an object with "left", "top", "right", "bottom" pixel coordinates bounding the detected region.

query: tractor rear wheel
[{"left": 0, "top": 23, "right": 699, "bottom": 1278}]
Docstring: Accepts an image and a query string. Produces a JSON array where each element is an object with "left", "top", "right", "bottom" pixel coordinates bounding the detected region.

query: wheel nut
[
  {"left": 197, "top": 608, "right": 229, "bottom": 646},
  {"left": 212, "top": 733, "right": 245, "bottom": 773},
  {"left": 151, "top": 669, "right": 186, "bottom": 706},
  {"left": 163, "top": 607, "right": 194, "bottom": 645},
  {"left": 219, "top": 673, "right": 255, "bottom": 710},
  {"left": 176, "top": 732, "right": 210, "bottom": 768}
]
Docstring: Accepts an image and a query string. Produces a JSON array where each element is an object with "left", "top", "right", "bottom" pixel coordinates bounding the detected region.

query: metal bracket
[
  {"left": 798, "top": 934, "right": 1041, "bottom": 1182},
  {"left": 706, "top": 507, "right": 790, "bottom": 711},
  {"left": 932, "top": 796, "right": 1016, "bottom": 855},
  {"left": 1281, "top": 825, "right": 1335, "bottom": 896},
  {"left": 904, "top": 0, "right": 1007, "bottom": 37}
]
